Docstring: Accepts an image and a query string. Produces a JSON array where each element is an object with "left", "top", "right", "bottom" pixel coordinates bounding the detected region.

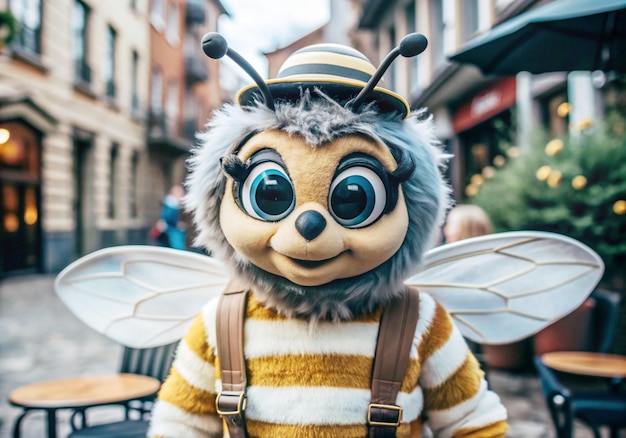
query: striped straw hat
[{"left": 237, "top": 43, "right": 410, "bottom": 119}]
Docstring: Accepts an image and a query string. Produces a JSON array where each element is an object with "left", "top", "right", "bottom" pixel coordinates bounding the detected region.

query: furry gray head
[{"left": 185, "top": 94, "right": 451, "bottom": 321}]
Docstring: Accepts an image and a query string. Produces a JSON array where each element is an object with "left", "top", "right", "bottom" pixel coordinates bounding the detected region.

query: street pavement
[{"left": 0, "top": 274, "right": 606, "bottom": 438}]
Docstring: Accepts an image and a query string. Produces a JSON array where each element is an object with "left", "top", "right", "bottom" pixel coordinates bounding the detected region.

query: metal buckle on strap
[
  {"left": 367, "top": 403, "right": 402, "bottom": 427},
  {"left": 216, "top": 391, "right": 247, "bottom": 416}
]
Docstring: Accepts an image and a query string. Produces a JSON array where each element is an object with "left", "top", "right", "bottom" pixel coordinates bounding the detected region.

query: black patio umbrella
[{"left": 449, "top": 0, "right": 626, "bottom": 75}]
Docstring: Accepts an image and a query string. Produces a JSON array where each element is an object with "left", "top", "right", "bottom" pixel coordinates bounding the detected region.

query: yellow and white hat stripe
[
  {"left": 277, "top": 48, "right": 376, "bottom": 83},
  {"left": 237, "top": 43, "right": 410, "bottom": 119}
]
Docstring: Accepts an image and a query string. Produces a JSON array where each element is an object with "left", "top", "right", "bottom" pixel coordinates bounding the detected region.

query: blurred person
[
  {"left": 149, "top": 184, "right": 187, "bottom": 250},
  {"left": 443, "top": 204, "right": 493, "bottom": 243}
]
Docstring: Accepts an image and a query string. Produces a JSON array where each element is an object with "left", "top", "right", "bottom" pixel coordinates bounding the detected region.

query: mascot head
[{"left": 185, "top": 33, "right": 451, "bottom": 321}]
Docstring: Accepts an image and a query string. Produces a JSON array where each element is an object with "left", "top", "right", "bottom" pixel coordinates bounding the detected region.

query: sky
[{"left": 218, "top": 0, "right": 331, "bottom": 79}]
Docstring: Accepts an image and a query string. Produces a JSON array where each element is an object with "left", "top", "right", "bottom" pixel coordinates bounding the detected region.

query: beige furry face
[{"left": 220, "top": 129, "right": 409, "bottom": 287}]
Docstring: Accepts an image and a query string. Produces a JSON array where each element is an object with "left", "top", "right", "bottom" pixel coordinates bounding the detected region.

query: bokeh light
[
  {"left": 556, "top": 102, "right": 571, "bottom": 118},
  {"left": 471, "top": 174, "right": 484, "bottom": 186},
  {"left": 545, "top": 139, "right": 563, "bottom": 156},
  {"left": 536, "top": 165, "right": 552, "bottom": 181},
  {"left": 465, "top": 184, "right": 479, "bottom": 197},
  {"left": 493, "top": 155, "right": 506, "bottom": 167},
  {"left": 613, "top": 200, "right": 626, "bottom": 215},
  {"left": 571, "top": 175, "right": 587, "bottom": 190},
  {"left": 506, "top": 146, "right": 520, "bottom": 158},
  {"left": 0, "top": 128, "right": 9, "bottom": 144},
  {"left": 482, "top": 166, "right": 495, "bottom": 179},
  {"left": 547, "top": 170, "right": 562, "bottom": 188}
]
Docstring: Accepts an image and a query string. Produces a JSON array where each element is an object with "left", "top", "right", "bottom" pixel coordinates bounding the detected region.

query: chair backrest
[
  {"left": 589, "top": 289, "right": 621, "bottom": 353},
  {"left": 533, "top": 356, "right": 571, "bottom": 399},
  {"left": 119, "top": 341, "right": 179, "bottom": 382}
]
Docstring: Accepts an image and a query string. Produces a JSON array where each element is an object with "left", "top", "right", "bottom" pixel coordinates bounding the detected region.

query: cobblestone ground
[{"left": 0, "top": 274, "right": 616, "bottom": 438}]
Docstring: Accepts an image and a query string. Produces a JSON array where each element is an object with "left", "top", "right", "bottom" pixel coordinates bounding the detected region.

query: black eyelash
[
  {"left": 387, "top": 145, "right": 416, "bottom": 185},
  {"left": 221, "top": 155, "right": 249, "bottom": 182}
]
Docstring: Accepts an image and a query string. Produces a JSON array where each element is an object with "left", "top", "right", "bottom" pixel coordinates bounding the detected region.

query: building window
[
  {"left": 461, "top": 0, "right": 480, "bottom": 42},
  {"left": 10, "top": 0, "right": 42, "bottom": 55},
  {"left": 130, "top": 151, "right": 139, "bottom": 218},
  {"left": 406, "top": 2, "right": 418, "bottom": 90},
  {"left": 495, "top": 0, "right": 517, "bottom": 15},
  {"left": 429, "top": 0, "right": 444, "bottom": 67},
  {"left": 150, "top": 67, "right": 163, "bottom": 112},
  {"left": 108, "top": 143, "right": 118, "bottom": 218},
  {"left": 183, "top": 89, "right": 199, "bottom": 138},
  {"left": 131, "top": 50, "right": 140, "bottom": 114},
  {"left": 150, "top": 0, "right": 165, "bottom": 31},
  {"left": 150, "top": 68, "right": 164, "bottom": 135},
  {"left": 105, "top": 25, "right": 117, "bottom": 99},
  {"left": 72, "top": 0, "right": 91, "bottom": 86},
  {"left": 166, "top": 2, "right": 180, "bottom": 45},
  {"left": 166, "top": 80, "right": 179, "bottom": 134},
  {"left": 206, "top": 6, "right": 215, "bottom": 32}
]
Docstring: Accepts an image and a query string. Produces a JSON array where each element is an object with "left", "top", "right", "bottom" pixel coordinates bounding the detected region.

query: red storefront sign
[{"left": 453, "top": 77, "right": 516, "bottom": 133}]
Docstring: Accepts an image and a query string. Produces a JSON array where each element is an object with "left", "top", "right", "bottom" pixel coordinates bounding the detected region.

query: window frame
[
  {"left": 150, "top": 0, "right": 165, "bottom": 32},
  {"left": 72, "top": 0, "right": 92, "bottom": 89},
  {"left": 9, "top": 0, "right": 43, "bottom": 56},
  {"left": 166, "top": 2, "right": 180, "bottom": 46},
  {"left": 107, "top": 143, "right": 119, "bottom": 219},
  {"left": 131, "top": 50, "right": 140, "bottom": 115},
  {"left": 105, "top": 25, "right": 117, "bottom": 100}
]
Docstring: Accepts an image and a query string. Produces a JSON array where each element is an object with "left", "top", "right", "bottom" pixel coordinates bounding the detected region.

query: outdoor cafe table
[
  {"left": 9, "top": 373, "right": 161, "bottom": 438},
  {"left": 540, "top": 351, "right": 626, "bottom": 392}
]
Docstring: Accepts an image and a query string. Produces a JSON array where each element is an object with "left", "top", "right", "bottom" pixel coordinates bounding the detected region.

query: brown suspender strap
[
  {"left": 368, "top": 286, "right": 421, "bottom": 438},
  {"left": 216, "top": 285, "right": 420, "bottom": 438},
  {"left": 216, "top": 286, "right": 249, "bottom": 438}
]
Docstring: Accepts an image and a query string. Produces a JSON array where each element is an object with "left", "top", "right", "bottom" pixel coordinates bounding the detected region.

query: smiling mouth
[{"left": 288, "top": 251, "right": 346, "bottom": 269}]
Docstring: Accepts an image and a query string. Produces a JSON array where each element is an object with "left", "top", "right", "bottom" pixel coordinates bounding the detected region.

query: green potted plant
[
  {"left": 470, "top": 112, "right": 626, "bottom": 359},
  {"left": 471, "top": 112, "right": 626, "bottom": 290}
]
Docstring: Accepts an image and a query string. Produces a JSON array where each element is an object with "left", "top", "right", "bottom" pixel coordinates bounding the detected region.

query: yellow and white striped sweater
[{"left": 148, "top": 291, "right": 508, "bottom": 437}]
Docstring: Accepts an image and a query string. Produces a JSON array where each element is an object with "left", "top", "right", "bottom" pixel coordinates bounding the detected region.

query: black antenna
[
  {"left": 201, "top": 32, "right": 275, "bottom": 111},
  {"left": 349, "top": 33, "right": 428, "bottom": 112}
]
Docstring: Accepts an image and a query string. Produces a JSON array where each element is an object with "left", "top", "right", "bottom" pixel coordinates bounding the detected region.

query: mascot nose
[{"left": 295, "top": 210, "right": 327, "bottom": 241}]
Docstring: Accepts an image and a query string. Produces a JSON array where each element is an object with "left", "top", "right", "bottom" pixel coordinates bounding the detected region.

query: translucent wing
[
  {"left": 55, "top": 245, "right": 230, "bottom": 348},
  {"left": 405, "top": 231, "right": 604, "bottom": 345}
]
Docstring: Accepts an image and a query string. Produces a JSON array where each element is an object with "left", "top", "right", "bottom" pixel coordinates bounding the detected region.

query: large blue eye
[
  {"left": 329, "top": 166, "right": 387, "bottom": 228},
  {"left": 240, "top": 162, "right": 295, "bottom": 221}
]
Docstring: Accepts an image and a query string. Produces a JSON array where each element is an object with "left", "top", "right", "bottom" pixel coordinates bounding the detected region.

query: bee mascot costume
[
  {"left": 149, "top": 32, "right": 507, "bottom": 437},
  {"left": 55, "top": 32, "right": 604, "bottom": 438}
]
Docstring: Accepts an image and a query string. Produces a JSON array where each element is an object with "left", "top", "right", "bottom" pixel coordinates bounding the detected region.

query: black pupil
[
  {"left": 331, "top": 180, "right": 366, "bottom": 220},
  {"left": 255, "top": 174, "right": 293, "bottom": 215}
]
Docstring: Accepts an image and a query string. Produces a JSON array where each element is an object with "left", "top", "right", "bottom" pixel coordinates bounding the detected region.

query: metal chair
[
  {"left": 68, "top": 341, "right": 178, "bottom": 437},
  {"left": 534, "top": 357, "right": 626, "bottom": 438},
  {"left": 586, "top": 289, "right": 621, "bottom": 354},
  {"left": 534, "top": 289, "right": 625, "bottom": 438}
]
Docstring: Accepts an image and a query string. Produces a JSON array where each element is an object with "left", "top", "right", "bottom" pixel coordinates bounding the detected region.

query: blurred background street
[{"left": 1, "top": 0, "right": 626, "bottom": 436}]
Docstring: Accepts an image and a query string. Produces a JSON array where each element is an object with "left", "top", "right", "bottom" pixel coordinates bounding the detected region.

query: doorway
[
  {"left": 0, "top": 122, "right": 42, "bottom": 276},
  {"left": 72, "top": 128, "right": 96, "bottom": 257}
]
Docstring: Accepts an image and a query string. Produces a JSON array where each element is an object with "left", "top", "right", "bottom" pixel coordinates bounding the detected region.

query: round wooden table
[
  {"left": 9, "top": 373, "right": 161, "bottom": 438},
  {"left": 541, "top": 351, "right": 626, "bottom": 379},
  {"left": 541, "top": 351, "right": 626, "bottom": 394}
]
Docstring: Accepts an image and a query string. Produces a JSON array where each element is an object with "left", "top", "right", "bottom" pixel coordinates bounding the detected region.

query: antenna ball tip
[
  {"left": 202, "top": 32, "right": 228, "bottom": 59},
  {"left": 399, "top": 33, "right": 428, "bottom": 57}
]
